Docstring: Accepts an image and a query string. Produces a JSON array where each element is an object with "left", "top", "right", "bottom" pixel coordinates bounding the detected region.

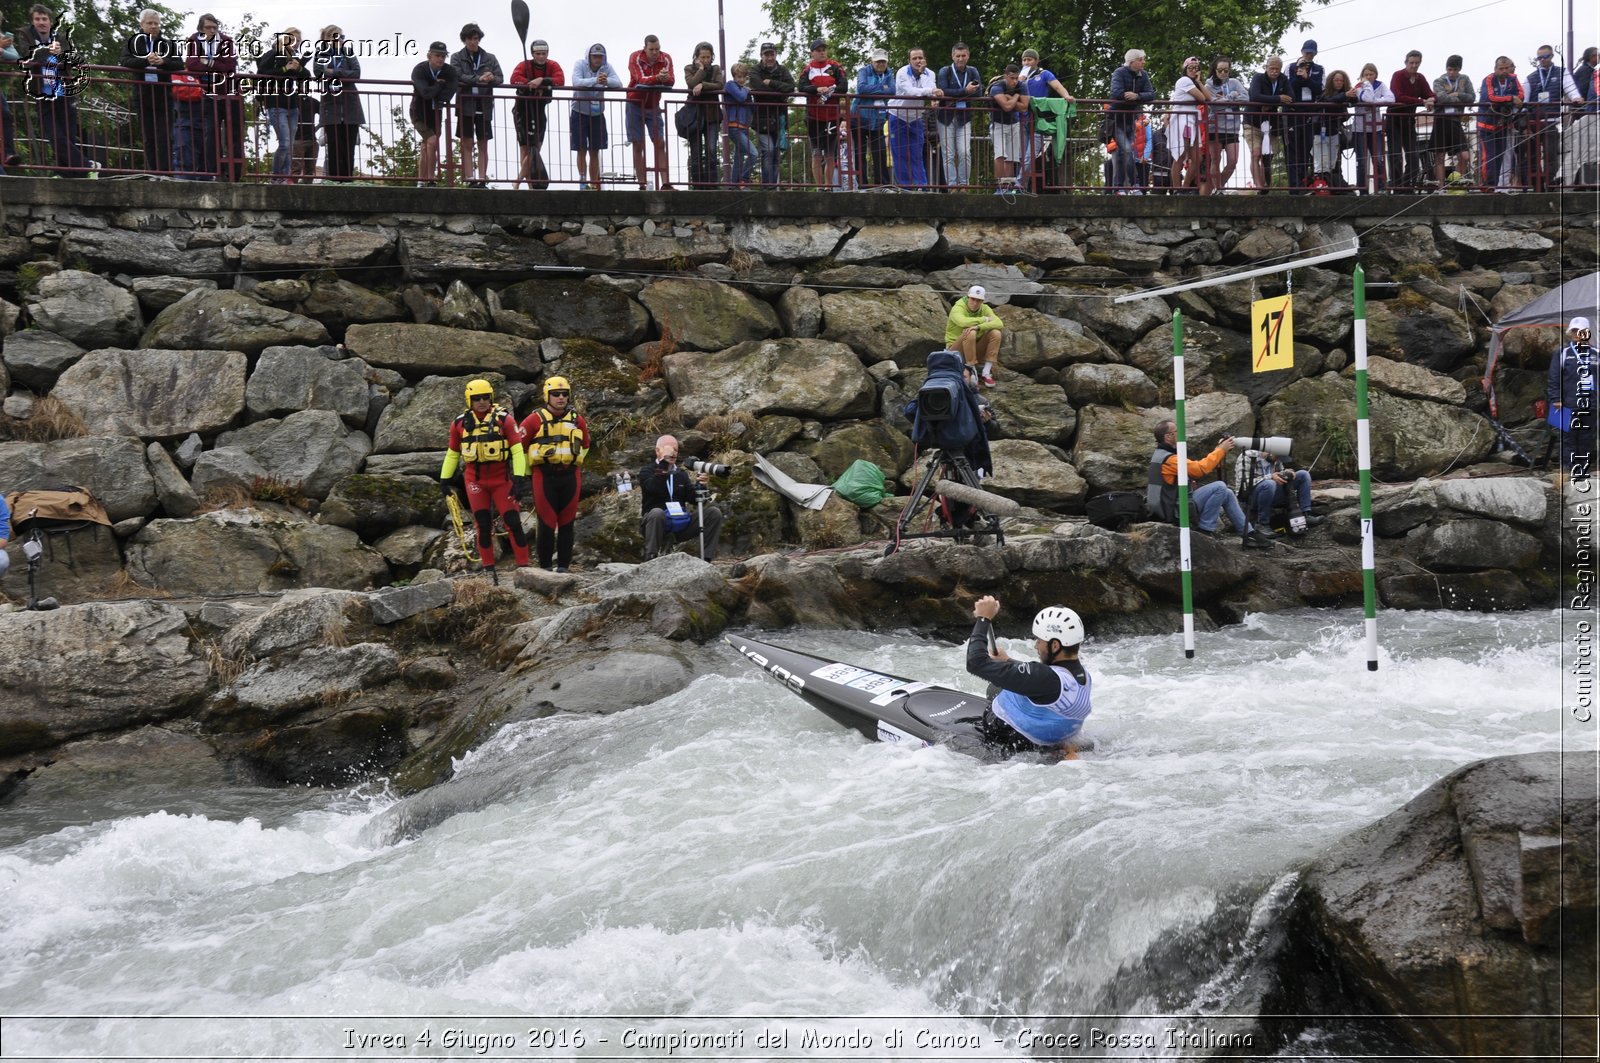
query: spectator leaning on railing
[
  {"left": 625, "top": 34, "right": 673, "bottom": 191},
  {"left": 314, "top": 24, "right": 364, "bottom": 183},
  {"left": 1431, "top": 55, "right": 1474, "bottom": 188},
  {"left": 723, "top": 63, "right": 755, "bottom": 187},
  {"left": 890, "top": 46, "right": 939, "bottom": 188},
  {"left": 1205, "top": 56, "right": 1248, "bottom": 192},
  {"left": 1477, "top": 55, "right": 1523, "bottom": 191},
  {"left": 1524, "top": 45, "right": 1581, "bottom": 189},
  {"left": 510, "top": 40, "right": 562, "bottom": 190},
  {"left": 852, "top": 49, "right": 894, "bottom": 187},
  {"left": 411, "top": 41, "right": 458, "bottom": 186},
  {"left": 122, "top": 9, "right": 186, "bottom": 176},
  {"left": 799, "top": 38, "right": 844, "bottom": 190},
  {"left": 990, "top": 64, "right": 1029, "bottom": 191},
  {"left": 184, "top": 12, "right": 243, "bottom": 180},
  {"left": 1351, "top": 62, "right": 1392, "bottom": 191},
  {"left": 0, "top": 28, "right": 17, "bottom": 173},
  {"left": 1285, "top": 40, "right": 1324, "bottom": 192},
  {"left": 570, "top": 43, "right": 616, "bottom": 191},
  {"left": 17, "top": 3, "right": 87, "bottom": 177},
  {"left": 936, "top": 42, "right": 983, "bottom": 189},
  {"left": 1386, "top": 50, "right": 1433, "bottom": 189},
  {"left": 1247, "top": 55, "right": 1290, "bottom": 192},
  {"left": 451, "top": 23, "right": 502, "bottom": 188},
  {"left": 750, "top": 43, "right": 794, "bottom": 187},
  {"left": 683, "top": 42, "right": 723, "bottom": 188},
  {"left": 1108, "top": 48, "right": 1154, "bottom": 194}
]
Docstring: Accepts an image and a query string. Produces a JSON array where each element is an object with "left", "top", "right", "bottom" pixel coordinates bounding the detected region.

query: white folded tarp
[{"left": 752, "top": 453, "right": 832, "bottom": 510}]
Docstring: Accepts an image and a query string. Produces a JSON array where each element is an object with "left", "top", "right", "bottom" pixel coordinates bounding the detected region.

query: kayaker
[{"left": 966, "top": 594, "right": 1091, "bottom": 754}]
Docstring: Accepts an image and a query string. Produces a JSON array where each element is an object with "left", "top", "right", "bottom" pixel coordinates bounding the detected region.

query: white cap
[
  {"left": 967, "top": 284, "right": 986, "bottom": 300},
  {"left": 1571, "top": 316, "right": 1592, "bottom": 331},
  {"left": 870, "top": 48, "right": 888, "bottom": 62}
]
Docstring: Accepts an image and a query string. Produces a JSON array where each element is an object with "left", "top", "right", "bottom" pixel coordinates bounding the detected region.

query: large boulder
[
  {"left": 1359, "top": 355, "right": 1468, "bottom": 404},
  {"left": 23, "top": 270, "right": 142, "bottom": 349},
  {"left": 1433, "top": 476, "right": 1547, "bottom": 526},
  {"left": 1070, "top": 405, "right": 1163, "bottom": 493},
  {"left": 1297, "top": 753, "right": 1595, "bottom": 1061},
  {"left": 51, "top": 347, "right": 245, "bottom": 439},
  {"left": 1364, "top": 296, "right": 1477, "bottom": 372},
  {"left": 497, "top": 278, "right": 652, "bottom": 349},
  {"left": 984, "top": 439, "right": 1088, "bottom": 511},
  {"left": 799, "top": 420, "right": 913, "bottom": 482},
  {"left": 1060, "top": 363, "right": 1159, "bottom": 408},
  {"left": 1438, "top": 224, "right": 1555, "bottom": 267},
  {"left": 214, "top": 410, "right": 373, "bottom": 499},
  {"left": 638, "top": 278, "right": 781, "bottom": 351},
  {"left": 820, "top": 286, "right": 949, "bottom": 365},
  {"left": 66, "top": 227, "right": 227, "bottom": 276},
  {"left": 835, "top": 222, "right": 941, "bottom": 264},
  {"left": 1490, "top": 284, "right": 1560, "bottom": 364},
  {"left": 2, "top": 329, "right": 86, "bottom": 391},
  {"left": 189, "top": 447, "right": 267, "bottom": 499},
  {"left": 925, "top": 264, "right": 1043, "bottom": 306},
  {"left": 146, "top": 441, "right": 200, "bottom": 518},
  {"left": 987, "top": 378, "right": 1077, "bottom": 446},
  {"left": 1044, "top": 285, "right": 1170, "bottom": 346},
  {"left": 0, "top": 436, "right": 158, "bottom": 521},
  {"left": 1261, "top": 375, "right": 1494, "bottom": 479},
  {"left": 939, "top": 221, "right": 1083, "bottom": 267},
  {"left": 662, "top": 339, "right": 876, "bottom": 421},
  {"left": 343, "top": 322, "right": 540, "bottom": 379},
  {"left": 141, "top": 289, "right": 330, "bottom": 354},
  {"left": 372, "top": 374, "right": 506, "bottom": 454},
  {"left": 0, "top": 601, "right": 209, "bottom": 754},
  {"left": 777, "top": 286, "right": 822, "bottom": 338},
  {"left": 996, "top": 305, "right": 1111, "bottom": 372},
  {"left": 297, "top": 277, "right": 406, "bottom": 337},
  {"left": 129, "top": 276, "right": 218, "bottom": 314},
  {"left": 221, "top": 589, "right": 370, "bottom": 659},
  {"left": 125, "top": 511, "right": 389, "bottom": 595},
  {"left": 245, "top": 346, "right": 372, "bottom": 426},
  {"left": 544, "top": 338, "right": 668, "bottom": 418},
  {"left": 240, "top": 226, "right": 396, "bottom": 272},
  {"left": 731, "top": 220, "right": 848, "bottom": 262},
  {"left": 397, "top": 228, "right": 559, "bottom": 282},
  {"left": 1419, "top": 519, "right": 1543, "bottom": 572},
  {"left": 318, "top": 474, "right": 445, "bottom": 539}
]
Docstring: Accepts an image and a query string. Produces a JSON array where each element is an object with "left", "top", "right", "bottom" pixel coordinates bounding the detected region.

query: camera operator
[
  {"left": 639, "top": 434, "right": 724, "bottom": 561},
  {"left": 1239, "top": 446, "right": 1327, "bottom": 533},
  {"left": 1147, "top": 420, "right": 1274, "bottom": 547}
]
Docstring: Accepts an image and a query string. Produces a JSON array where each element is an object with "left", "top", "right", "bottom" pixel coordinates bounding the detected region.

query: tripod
[{"left": 886, "top": 448, "right": 1018, "bottom": 556}]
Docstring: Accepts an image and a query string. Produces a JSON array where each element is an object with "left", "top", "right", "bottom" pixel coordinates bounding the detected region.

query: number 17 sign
[{"left": 1251, "top": 294, "right": 1295, "bottom": 373}]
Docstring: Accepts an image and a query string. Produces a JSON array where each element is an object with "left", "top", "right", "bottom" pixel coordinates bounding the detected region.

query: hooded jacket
[{"left": 572, "top": 44, "right": 619, "bottom": 115}]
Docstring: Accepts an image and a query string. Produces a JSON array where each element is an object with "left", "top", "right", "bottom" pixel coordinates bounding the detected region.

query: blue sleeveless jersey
[{"left": 992, "top": 665, "right": 1092, "bottom": 745}]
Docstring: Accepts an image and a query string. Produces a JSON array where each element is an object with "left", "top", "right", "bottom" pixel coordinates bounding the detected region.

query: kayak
[{"left": 724, "top": 632, "right": 1092, "bottom": 762}]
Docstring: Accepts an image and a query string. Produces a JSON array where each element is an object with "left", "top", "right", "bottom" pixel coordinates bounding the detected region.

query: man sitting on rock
[
  {"left": 639, "top": 434, "right": 723, "bottom": 561},
  {"left": 1236, "top": 445, "right": 1327, "bottom": 534},
  {"left": 944, "top": 284, "right": 1004, "bottom": 387},
  {"left": 1146, "top": 419, "right": 1274, "bottom": 547}
]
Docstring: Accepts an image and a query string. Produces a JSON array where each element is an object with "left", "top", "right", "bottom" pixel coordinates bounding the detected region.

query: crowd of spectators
[{"left": 2, "top": 5, "right": 1596, "bottom": 192}]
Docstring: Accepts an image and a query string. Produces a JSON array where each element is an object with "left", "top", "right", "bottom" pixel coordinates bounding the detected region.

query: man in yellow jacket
[
  {"left": 944, "top": 284, "right": 1004, "bottom": 386},
  {"left": 440, "top": 378, "right": 533, "bottom": 575}
]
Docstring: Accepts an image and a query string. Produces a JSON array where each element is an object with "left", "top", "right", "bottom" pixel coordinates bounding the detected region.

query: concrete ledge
[{"left": 0, "top": 176, "right": 1579, "bottom": 222}]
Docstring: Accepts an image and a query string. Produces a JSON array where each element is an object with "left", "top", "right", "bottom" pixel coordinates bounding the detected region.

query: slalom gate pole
[
  {"left": 1173, "top": 309, "right": 1195, "bottom": 658},
  {"left": 1353, "top": 265, "right": 1379, "bottom": 670}
]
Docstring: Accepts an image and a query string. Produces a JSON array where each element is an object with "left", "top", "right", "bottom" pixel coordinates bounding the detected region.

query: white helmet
[{"left": 1032, "top": 606, "right": 1084, "bottom": 647}]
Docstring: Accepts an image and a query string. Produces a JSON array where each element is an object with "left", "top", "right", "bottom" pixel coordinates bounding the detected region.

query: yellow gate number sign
[{"left": 1251, "top": 294, "right": 1295, "bottom": 373}]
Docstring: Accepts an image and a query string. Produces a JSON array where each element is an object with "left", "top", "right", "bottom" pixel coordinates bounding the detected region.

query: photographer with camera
[
  {"left": 1235, "top": 439, "right": 1327, "bottom": 534},
  {"left": 639, "top": 434, "right": 725, "bottom": 562},
  {"left": 1147, "top": 420, "right": 1274, "bottom": 547}
]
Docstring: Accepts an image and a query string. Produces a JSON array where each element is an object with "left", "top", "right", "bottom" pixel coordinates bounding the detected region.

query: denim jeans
[
  {"left": 1193, "top": 481, "right": 1248, "bottom": 533},
  {"left": 1252, "top": 470, "right": 1313, "bottom": 523},
  {"left": 728, "top": 126, "right": 754, "bottom": 185},
  {"left": 939, "top": 119, "right": 971, "bottom": 186},
  {"left": 266, "top": 106, "right": 294, "bottom": 175},
  {"left": 758, "top": 129, "right": 782, "bottom": 185},
  {"left": 1110, "top": 119, "right": 1139, "bottom": 189}
]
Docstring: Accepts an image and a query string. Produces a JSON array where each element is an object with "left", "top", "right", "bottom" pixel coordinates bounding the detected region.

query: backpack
[{"left": 1085, "top": 491, "right": 1146, "bottom": 531}]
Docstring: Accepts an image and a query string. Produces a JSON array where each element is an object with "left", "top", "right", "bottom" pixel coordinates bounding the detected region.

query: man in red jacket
[
  {"left": 510, "top": 39, "right": 564, "bottom": 189},
  {"left": 800, "top": 39, "right": 845, "bottom": 189},
  {"left": 1386, "top": 49, "right": 1434, "bottom": 189},
  {"left": 626, "top": 34, "right": 674, "bottom": 190}
]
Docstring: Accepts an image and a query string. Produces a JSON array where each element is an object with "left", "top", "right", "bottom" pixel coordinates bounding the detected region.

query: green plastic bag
[{"left": 832, "top": 459, "right": 888, "bottom": 508}]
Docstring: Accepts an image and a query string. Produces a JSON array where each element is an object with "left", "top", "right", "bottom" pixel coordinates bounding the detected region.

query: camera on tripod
[{"left": 683, "top": 457, "right": 730, "bottom": 478}]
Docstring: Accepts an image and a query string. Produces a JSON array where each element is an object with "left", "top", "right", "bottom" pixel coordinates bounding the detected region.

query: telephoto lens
[{"left": 683, "top": 457, "right": 731, "bottom": 477}]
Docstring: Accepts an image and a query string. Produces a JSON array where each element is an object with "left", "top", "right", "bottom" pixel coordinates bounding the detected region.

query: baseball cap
[
  {"left": 589, "top": 44, "right": 605, "bottom": 55},
  {"left": 809, "top": 38, "right": 827, "bottom": 52},
  {"left": 428, "top": 41, "right": 448, "bottom": 54},
  {"left": 870, "top": 48, "right": 888, "bottom": 62},
  {"left": 1571, "top": 316, "right": 1592, "bottom": 331},
  {"left": 1301, "top": 39, "right": 1318, "bottom": 53},
  {"left": 968, "top": 284, "right": 987, "bottom": 300},
  {"left": 759, "top": 42, "right": 776, "bottom": 54},
  {"left": 1021, "top": 48, "right": 1040, "bottom": 61}
]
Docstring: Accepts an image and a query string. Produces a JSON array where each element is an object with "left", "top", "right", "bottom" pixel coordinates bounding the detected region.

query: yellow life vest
[
  {"left": 457, "top": 408, "right": 513, "bottom": 463},
  {"left": 525, "top": 408, "right": 587, "bottom": 466}
]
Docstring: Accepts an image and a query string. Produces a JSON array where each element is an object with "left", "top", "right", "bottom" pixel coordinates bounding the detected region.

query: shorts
[
  {"left": 806, "top": 116, "right": 838, "bottom": 155},
  {"left": 571, "top": 110, "right": 607, "bottom": 152},
  {"left": 409, "top": 101, "right": 441, "bottom": 138},
  {"left": 1211, "top": 132, "right": 1239, "bottom": 146},
  {"left": 992, "top": 120, "right": 1023, "bottom": 162},
  {"left": 456, "top": 107, "right": 492, "bottom": 140},
  {"left": 1432, "top": 114, "right": 1466, "bottom": 154},
  {"left": 1244, "top": 122, "right": 1264, "bottom": 153},
  {"left": 626, "top": 102, "right": 664, "bottom": 144}
]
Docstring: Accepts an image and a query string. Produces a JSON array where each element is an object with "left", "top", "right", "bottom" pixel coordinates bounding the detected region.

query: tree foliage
[
  {"left": 50, "top": 0, "right": 190, "bottom": 69},
  {"left": 761, "top": 0, "right": 1323, "bottom": 94}
]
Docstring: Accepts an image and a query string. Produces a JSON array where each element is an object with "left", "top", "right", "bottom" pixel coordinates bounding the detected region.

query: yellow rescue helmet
[
  {"left": 464, "top": 379, "right": 495, "bottom": 406},
  {"left": 543, "top": 376, "right": 572, "bottom": 400}
]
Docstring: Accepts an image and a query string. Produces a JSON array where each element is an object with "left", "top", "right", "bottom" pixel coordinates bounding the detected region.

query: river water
[{"left": 0, "top": 608, "right": 1590, "bottom": 1061}]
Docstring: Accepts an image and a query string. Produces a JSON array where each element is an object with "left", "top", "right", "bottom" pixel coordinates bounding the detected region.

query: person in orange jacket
[
  {"left": 519, "top": 376, "right": 591, "bottom": 573},
  {"left": 440, "top": 379, "right": 532, "bottom": 576}
]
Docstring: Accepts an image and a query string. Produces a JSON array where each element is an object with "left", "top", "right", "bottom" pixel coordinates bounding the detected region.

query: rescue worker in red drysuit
[
  {"left": 518, "top": 375, "right": 591, "bottom": 572},
  {"left": 440, "top": 378, "right": 533, "bottom": 574}
]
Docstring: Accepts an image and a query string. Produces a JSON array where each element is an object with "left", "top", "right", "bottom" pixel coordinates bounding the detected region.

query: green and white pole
[
  {"left": 1353, "top": 265, "right": 1379, "bottom": 670},
  {"left": 1173, "top": 309, "right": 1195, "bottom": 658}
]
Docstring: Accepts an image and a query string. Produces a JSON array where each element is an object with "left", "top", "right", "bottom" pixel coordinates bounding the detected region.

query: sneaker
[
  {"left": 1301, "top": 511, "right": 1328, "bottom": 527},
  {"left": 553, "top": 564, "right": 570, "bottom": 574},
  {"left": 981, "top": 371, "right": 996, "bottom": 387},
  {"left": 1244, "top": 526, "right": 1276, "bottom": 547}
]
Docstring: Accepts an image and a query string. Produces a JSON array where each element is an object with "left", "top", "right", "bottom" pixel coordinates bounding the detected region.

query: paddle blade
[{"left": 510, "top": 0, "right": 530, "bottom": 46}]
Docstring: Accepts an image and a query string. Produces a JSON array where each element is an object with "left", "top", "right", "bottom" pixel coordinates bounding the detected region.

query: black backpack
[{"left": 1085, "top": 491, "right": 1146, "bottom": 531}]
